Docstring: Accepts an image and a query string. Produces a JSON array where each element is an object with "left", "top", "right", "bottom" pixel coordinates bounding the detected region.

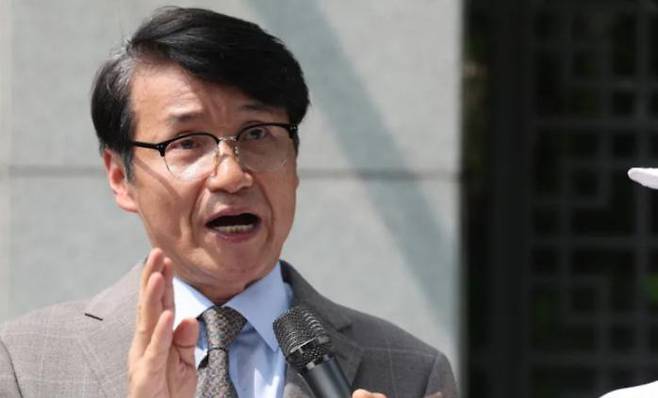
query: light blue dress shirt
[{"left": 172, "top": 262, "right": 293, "bottom": 398}]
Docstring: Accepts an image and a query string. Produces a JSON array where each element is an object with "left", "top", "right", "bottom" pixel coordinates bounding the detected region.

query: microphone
[{"left": 273, "top": 305, "right": 351, "bottom": 398}]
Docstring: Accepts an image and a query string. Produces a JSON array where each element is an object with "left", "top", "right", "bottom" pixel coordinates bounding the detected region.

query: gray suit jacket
[{"left": 0, "top": 262, "right": 457, "bottom": 398}]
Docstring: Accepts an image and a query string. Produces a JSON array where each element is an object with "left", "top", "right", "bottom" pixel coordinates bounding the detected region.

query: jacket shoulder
[
  {"left": 0, "top": 265, "right": 140, "bottom": 398},
  {"left": 1, "top": 299, "right": 91, "bottom": 340},
  {"left": 0, "top": 300, "right": 102, "bottom": 397},
  {"left": 332, "top": 303, "right": 457, "bottom": 397},
  {"left": 337, "top": 303, "right": 438, "bottom": 354},
  {"left": 281, "top": 262, "right": 441, "bottom": 354}
]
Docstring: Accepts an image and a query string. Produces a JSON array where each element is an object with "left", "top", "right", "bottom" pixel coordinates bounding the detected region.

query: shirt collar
[{"left": 172, "top": 262, "right": 290, "bottom": 352}]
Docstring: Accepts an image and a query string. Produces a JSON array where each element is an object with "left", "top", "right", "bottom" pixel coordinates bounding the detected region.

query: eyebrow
[
  {"left": 165, "top": 102, "right": 278, "bottom": 126},
  {"left": 240, "top": 102, "right": 279, "bottom": 113},
  {"left": 166, "top": 110, "right": 204, "bottom": 125}
]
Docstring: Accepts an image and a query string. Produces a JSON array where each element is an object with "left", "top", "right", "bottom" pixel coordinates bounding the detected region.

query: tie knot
[{"left": 201, "top": 306, "right": 246, "bottom": 350}]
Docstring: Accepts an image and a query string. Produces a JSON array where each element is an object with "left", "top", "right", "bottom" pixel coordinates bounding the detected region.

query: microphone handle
[{"left": 303, "top": 356, "right": 351, "bottom": 398}]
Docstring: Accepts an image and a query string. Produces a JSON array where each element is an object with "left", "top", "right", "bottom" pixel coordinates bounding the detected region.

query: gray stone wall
[
  {"left": 0, "top": 0, "right": 12, "bottom": 323},
  {"left": 1, "top": 0, "right": 462, "bottom": 378}
]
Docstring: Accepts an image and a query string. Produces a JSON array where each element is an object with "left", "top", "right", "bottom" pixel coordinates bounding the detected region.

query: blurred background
[
  {"left": 4, "top": 0, "right": 657, "bottom": 397},
  {"left": 464, "top": 0, "right": 658, "bottom": 397}
]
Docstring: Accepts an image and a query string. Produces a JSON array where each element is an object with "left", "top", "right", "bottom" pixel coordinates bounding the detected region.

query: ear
[{"left": 103, "top": 149, "right": 139, "bottom": 213}]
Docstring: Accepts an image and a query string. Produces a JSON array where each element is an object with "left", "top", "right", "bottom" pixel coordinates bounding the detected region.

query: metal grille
[{"left": 466, "top": 0, "right": 658, "bottom": 397}]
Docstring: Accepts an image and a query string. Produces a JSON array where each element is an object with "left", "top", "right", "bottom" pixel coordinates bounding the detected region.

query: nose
[{"left": 206, "top": 141, "right": 253, "bottom": 193}]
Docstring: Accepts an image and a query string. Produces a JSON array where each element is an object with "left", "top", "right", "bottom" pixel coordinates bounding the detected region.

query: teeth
[{"left": 215, "top": 224, "right": 254, "bottom": 234}]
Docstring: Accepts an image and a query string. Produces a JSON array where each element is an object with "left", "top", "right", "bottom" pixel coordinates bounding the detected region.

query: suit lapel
[
  {"left": 77, "top": 264, "right": 141, "bottom": 398},
  {"left": 71, "top": 261, "right": 362, "bottom": 398},
  {"left": 281, "top": 263, "right": 364, "bottom": 398}
]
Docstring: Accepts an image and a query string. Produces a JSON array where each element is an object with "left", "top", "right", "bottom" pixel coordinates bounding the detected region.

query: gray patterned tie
[{"left": 196, "top": 306, "right": 246, "bottom": 398}]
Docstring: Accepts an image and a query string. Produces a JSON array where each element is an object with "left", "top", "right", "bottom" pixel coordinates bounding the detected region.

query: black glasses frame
[{"left": 130, "top": 122, "right": 298, "bottom": 157}]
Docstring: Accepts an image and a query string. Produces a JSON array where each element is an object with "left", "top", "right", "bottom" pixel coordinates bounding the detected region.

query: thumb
[{"left": 173, "top": 318, "right": 199, "bottom": 366}]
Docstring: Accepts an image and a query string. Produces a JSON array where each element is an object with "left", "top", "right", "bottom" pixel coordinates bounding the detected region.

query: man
[
  {"left": 600, "top": 167, "right": 658, "bottom": 398},
  {"left": 0, "top": 7, "right": 457, "bottom": 398}
]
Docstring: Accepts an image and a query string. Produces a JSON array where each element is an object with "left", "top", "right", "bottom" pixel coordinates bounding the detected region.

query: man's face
[{"left": 104, "top": 62, "right": 298, "bottom": 302}]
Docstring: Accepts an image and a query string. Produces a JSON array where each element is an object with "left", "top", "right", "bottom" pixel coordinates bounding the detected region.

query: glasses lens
[
  {"left": 164, "top": 134, "right": 217, "bottom": 180},
  {"left": 237, "top": 125, "right": 293, "bottom": 171}
]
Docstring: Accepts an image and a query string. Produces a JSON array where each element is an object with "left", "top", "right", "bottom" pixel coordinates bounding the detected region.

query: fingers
[
  {"left": 130, "top": 273, "right": 163, "bottom": 363},
  {"left": 165, "top": 318, "right": 199, "bottom": 397},
  {"left": 128, "top": 248, "right": 187, "bottom": 398},
  {"left": 173, "top": 318, "right": 199, "bottom": 367},
  {"left": 162, "top": 256, "right": 175, "bottom": 312},
  {"left": 131, "top": 248, "right": 174, "bottom": 362},
  {"left": 353, "top": 389, "right": 387, "bottom": 398},
  {"left": 144, "top": 309, "right": 175, "bottom": 365},
  {"left": 140, "top": 248, "right": 165, "bottom": 293}
]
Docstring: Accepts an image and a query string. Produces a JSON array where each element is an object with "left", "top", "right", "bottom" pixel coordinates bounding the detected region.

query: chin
[{"left": 210, "top": 250, "right": 276, "bottom": 276}]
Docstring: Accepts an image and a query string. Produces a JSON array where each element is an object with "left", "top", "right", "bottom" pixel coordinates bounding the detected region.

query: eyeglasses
[{"left": 130, "top": 123, "right": 297, "bottom": 180}]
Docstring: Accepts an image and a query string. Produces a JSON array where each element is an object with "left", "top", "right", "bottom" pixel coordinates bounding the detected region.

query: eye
[
  {"left": 241, "top": 126, "right": 270, "bottom": 142},
  {"left": 169, "top": 134, "right": 209, "bottom": 151}
]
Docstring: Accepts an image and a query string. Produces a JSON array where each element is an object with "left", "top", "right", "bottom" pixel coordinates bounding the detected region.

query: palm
[
  {"left": 127, "top": 249, "right": 199, "bottom": 398},
  {"left": 129, "top": 319, "right": 199, "bottom": 398}
]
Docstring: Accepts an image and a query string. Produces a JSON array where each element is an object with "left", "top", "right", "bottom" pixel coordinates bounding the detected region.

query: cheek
[
  {"left": 137, "top": 185, "right": 200, "bottom": 240},
  {"left": 140, "top": 200, "right": 179, "bottom": 240},
  {"left": 273, "top": 180, "right": 298, "bottom": 232},
  {"left": 287, "top": 186, "right": 297, "bottom": 218}
]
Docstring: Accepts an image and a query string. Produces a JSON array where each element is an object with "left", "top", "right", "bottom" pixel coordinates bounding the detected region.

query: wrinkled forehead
[{"left": 129, "top": 61, "right": 287, "bottom": 130}]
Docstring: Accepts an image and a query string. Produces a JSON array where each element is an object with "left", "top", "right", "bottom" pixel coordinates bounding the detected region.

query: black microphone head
[{"left": 273, "top": 305, "right": 333, "bottom": 372}]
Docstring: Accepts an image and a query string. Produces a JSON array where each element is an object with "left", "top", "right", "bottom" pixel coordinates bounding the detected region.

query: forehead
[{"left": 129, "top": 62, "right": 285, "bottom": 131}]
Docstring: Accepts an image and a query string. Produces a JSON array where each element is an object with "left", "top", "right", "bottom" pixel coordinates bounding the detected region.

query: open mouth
[{"left": 206, "top": 213, "right": 260, "bottom": 235}]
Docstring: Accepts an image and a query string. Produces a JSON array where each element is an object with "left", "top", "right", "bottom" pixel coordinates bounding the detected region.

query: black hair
[{"left": 91, "top": 6, "right": 309, "bottom": 177}]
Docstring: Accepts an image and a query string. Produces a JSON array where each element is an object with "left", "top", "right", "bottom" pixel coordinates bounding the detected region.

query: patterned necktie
[{"left": 196, "top": 306, "right": 246, "bottom": 398}]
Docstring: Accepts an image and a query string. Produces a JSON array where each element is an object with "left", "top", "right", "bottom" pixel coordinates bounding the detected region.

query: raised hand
[
  {"left": 128, "top": 248, "right": 199, "bottom": 398},
  {"left": 353, "top": 389, "right": 387, "bottom": 398}
]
